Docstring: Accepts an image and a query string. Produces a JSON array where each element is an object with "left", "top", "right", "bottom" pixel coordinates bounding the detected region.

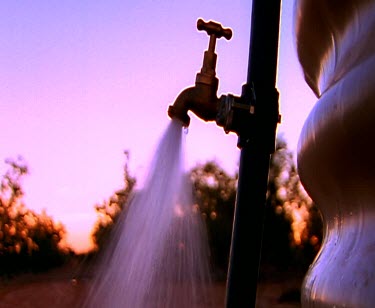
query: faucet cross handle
[
  {"left": 197, "top": 18, "right": 233, "bottom": 41},
  {"left": 197, "top": 19, "right": 232, "bottom": 52},
  {"left": 197, "top": 18, "right": 232, "bottom": 58}
]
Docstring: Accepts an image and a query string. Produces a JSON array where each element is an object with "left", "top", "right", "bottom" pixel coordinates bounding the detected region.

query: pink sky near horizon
[{"left": 0, "top": 0, "right": 316, "bottom": 253}]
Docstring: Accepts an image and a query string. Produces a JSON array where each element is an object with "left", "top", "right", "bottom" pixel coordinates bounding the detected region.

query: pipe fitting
[{"left": 216, "top": 94, "right": 252, "bottom": 134}]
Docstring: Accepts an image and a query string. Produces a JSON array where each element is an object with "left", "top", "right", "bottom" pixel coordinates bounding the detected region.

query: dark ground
[{"left": 0, "top": 262, "right": 303, "bottom": 307}]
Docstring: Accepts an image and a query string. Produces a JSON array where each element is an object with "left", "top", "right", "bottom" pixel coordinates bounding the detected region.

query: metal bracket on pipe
[
  {"left": 216, "top": 94, "right": 251, "bottom": 134},
  {"left": 216, "top": 84, "right": 280, "bottom": 151}
]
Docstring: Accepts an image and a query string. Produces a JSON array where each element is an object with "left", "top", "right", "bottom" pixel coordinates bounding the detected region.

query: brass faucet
[{"left": 168, "top": 19, "right": 232, "bottom": 127}]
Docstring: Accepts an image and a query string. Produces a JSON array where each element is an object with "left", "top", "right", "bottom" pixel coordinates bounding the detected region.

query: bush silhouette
[{"left": 0, "top": 157, "right": 69, "bottom": 276}]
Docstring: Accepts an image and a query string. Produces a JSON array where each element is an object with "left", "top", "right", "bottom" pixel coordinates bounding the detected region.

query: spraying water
[{"left": 82, "top": 119, "right": 213, "bottom": 308}]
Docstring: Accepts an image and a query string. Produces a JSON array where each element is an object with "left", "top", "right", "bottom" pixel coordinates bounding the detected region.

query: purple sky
[{"left": 0, "top": 0, "right": 316, "bottom": 252}]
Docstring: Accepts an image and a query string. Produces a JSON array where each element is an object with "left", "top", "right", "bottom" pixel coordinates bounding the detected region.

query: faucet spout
[{"left": 168, "top": 84, "right": 220, "bottom": 127}]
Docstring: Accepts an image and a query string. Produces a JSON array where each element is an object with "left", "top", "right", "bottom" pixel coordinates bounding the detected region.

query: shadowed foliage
[
  {"left": 189, "top": 161, "right": 237, "bottom": 278},
  {"left": 0, "top": 157, "right": 69, "bottom": 276},
  {"left": 91, "top": 151, "right": 136, "bottom": 252},
  {"left": 263, "top": 137, "right": 323, "bottom": 271}
]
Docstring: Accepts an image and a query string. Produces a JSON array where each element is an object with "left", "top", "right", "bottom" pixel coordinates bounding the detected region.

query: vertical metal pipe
[{"left": 225, "top": 0, "right": 281, "bottom": 307}]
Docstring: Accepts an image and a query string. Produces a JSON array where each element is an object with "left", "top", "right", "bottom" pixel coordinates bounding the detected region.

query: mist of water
[{"left": 82, "top": 119, "right": 214, "bottom": 308}]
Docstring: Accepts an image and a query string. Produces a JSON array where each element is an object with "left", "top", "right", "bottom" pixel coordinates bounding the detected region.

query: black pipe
[{"left": 225, "top": 0, "right": 281, "bottom": 307}]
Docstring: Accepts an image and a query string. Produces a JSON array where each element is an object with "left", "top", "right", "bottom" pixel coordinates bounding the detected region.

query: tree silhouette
[
  {"left": 91, "top": 151, "right": 136, "bottom": 252},
  {"left": 189, "top": 161, "right": 237, "bottom": 278},
  {"left": 262, "top": 136, "right": 322, "bottom": 270},
  {"left": 0, "top": 157, "right": 69, "bottom": 275}
]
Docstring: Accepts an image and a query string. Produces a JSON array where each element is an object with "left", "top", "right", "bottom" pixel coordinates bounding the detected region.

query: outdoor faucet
[{"left": 168, "top": 19, "right": 232, "bottom": 127}]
